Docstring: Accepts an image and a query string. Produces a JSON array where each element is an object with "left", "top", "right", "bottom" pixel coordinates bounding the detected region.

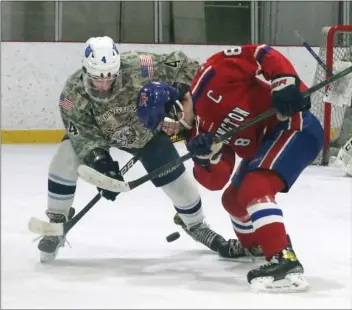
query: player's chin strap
[
  {"left": 175, "top": 100, "right": 193, "bottom": 130},
  {"left": 77, "top": 64, "right": 352, "bottom": 193},
  {"left": 159, "top": 100, "right": 193, "bottom": 136},
  {"left": 163, "top": 99, "right": 193, "bottom": 130}
]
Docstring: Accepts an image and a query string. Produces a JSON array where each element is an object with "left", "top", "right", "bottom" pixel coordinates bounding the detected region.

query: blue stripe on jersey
[
  {"left": 256, "top": 46, "right": 273, "bottom": 65},
  {"left": 250, "top": 208, "right": 283, "bottom": 222},
  {"left": 191, "top": 69, "right": 216, "bottom": 106}
]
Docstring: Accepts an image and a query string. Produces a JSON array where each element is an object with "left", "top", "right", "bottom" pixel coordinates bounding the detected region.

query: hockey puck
[{"left": 166, "top": 232, "right": 180, "bottom": 242}]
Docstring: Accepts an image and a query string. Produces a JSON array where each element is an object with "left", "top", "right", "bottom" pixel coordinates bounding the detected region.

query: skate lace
[
  {"left": 33, "top": 234, "right": 71, "bottom": 248},
  {"left": 191, "top": 222, "right": 217, "bottom": 247},
  {"left": 259, "top": 255, "right": 280, "bottom": 269},
  {"left": 228, "top": 239, "right": 245, "bottom": 257},
  {"left": 228, "top": 240, "right": 261, "bottom": 262}
]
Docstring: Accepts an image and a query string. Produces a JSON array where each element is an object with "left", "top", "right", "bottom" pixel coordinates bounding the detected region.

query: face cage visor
[{"left": 83, "top": 72, "right": 122, "bottom": 103}]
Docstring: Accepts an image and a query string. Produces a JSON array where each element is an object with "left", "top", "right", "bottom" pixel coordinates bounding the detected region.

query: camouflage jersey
[{"left": 59, "top": 50, "right": 200, "bottom": 163}]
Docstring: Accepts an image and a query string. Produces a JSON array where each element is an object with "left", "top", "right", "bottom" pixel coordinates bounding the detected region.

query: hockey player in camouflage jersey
[
  {"left": 38, "top": 36, "right": 227, "bottom": 262},
  {"left": 58, "top": 46, "right": 198, "bottom": 156}
]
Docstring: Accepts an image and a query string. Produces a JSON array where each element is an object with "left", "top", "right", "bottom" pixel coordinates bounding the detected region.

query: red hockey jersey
[{"left": 189, "top": 44, "right": 308, "bottom": 190}]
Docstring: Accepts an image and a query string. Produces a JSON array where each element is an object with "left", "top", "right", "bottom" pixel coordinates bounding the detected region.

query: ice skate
[
  {"left": 247, "top": 236, "right": 309, "bottom": 293},
  {"left": 173, "top": 213, "right": 226, "bottom": 252},
  {"left": 218, "top": 238, "right": 264, "bottom": 260},
  {"left": 38, "top": 207, "right": 75, "bottom": 263}
]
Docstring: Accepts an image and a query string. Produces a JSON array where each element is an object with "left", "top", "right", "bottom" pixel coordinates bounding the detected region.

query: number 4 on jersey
[
  {"left": 68, "top": 121, "right": 79, "bottom": 136},
  {"left": 164, "top": 60, "right": 181, "bottom": 68}
]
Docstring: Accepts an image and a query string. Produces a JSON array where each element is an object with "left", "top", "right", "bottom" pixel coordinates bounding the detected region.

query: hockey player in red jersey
[{"left": 136, "top": 44, "right": 324, "bottom": 292}]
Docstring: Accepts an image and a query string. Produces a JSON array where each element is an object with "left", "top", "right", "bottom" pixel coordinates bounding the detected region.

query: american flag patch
[
  {"left": 139, "top": 55, "right": 154, "bottom": 77},
  {"left": 59, "top": 94, "right": 73, "bottom": 111}
]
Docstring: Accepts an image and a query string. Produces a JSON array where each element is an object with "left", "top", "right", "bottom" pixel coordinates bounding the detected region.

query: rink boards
[{"left": 1, "top": 42, "right": 319, "bottom": 143}]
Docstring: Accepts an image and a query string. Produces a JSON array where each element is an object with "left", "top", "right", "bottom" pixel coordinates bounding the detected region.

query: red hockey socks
[
  {"left": 222, "top": 184, "right": 257, "bottom": 248},
  {"left": 236, "top": 170, "right": 289, "bottom": 259}
]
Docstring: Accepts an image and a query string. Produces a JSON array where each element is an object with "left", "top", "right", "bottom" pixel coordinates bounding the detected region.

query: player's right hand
[
  {"left": 271, "top": 75, "right": 308, "bottom": 117},
  {"left": 96, "top": 161, "right": 123, "bottom": 201},
  {"left": 186, "top": 132, "right": 223, "bottom": 167},
  {"left": 87, "top": 148, "right": 123, "bottom": 201}
]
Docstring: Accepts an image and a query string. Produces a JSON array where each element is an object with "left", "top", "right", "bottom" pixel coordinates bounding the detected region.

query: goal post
[{"left": 310, "top": 25, "right": 352, "bottom": 165}]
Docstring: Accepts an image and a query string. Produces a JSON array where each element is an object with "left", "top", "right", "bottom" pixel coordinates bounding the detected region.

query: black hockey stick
[
  {"left": 28, "top": 152, "right": 141, "bottom": 236},
  {"left": 78, "top": 64, "right": 352, "bottom": 193},
  {"left": 293, "top": 30, "right": 333, "bottom": 75},
  {"left": 28, "top": 131, "right": 182, "bottom": 237}
]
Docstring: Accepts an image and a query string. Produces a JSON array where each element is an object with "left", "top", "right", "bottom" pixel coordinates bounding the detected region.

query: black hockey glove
[
  {"left": 86, "top": 148, "right": 123, "bottom": 201},
  {"left": 271, "top": 75, "right": 310, "bottom": 117},
  {"left": 186, "top": 132, "right": 223, "bottom": 168}
]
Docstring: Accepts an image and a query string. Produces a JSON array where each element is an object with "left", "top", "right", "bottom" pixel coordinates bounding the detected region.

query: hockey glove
[
  {"left": 186, "top": 132, "right": 223, "bottom": 167},
  {"left": 86, "top": 148, "right": 123, "bottom": 201},
  {"left": 271, "top": 75, "right": 310, "bottom": 118}
]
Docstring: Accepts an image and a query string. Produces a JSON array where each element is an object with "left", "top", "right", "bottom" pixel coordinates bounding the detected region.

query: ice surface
[{"left": 2, "top": 144, "right": 352, "bottom": 309}]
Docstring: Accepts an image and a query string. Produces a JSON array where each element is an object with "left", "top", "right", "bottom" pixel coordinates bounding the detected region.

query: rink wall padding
[
  {"left": 1, "top": 42, "right": 319, "bottom": 144},
  {"left": 0, "top": 130, "right": 185, "bottom": 144},
  {"left": 1, "top": 130, "right": 66, "bottom": 144}
]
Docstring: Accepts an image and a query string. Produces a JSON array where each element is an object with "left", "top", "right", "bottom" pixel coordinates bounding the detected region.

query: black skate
[
  {"left": 38, "top": 207, "right": 75, "bottom": 263},
  {"left": 173, "top": 213, "right": 226, "bottom": 252},
  {"left": 218, "top": 239, "right": 264, "bottom": 260},
  {"left": 247, "top": 236, "right": 309, "bottom": 293}
]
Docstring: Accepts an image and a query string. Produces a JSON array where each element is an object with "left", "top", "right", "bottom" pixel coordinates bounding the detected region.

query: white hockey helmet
[{"left": 82, "top": 36, "right": 122, "bottom": 103}]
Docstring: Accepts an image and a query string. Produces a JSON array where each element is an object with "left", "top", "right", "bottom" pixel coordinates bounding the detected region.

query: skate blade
[
  {"left": 250, "top": 273, "right": 310, "bottom": 293},
  {"left": 40, "top": 250, "right": 59, "bottom": 263},
  {"left": 218, "top": 255, "right": 266, "bottom": 263},
  {"left": 28, "top": 217, "right": 64, "bottom": 236}
]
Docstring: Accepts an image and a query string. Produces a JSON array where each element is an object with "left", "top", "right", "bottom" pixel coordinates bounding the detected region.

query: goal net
[{"left": 310, "top": 25, "right": 352, "bottom": 165}]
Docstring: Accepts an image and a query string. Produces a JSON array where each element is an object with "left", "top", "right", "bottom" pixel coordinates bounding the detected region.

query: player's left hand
[{"left": 271, "top": 75, "right": 310, "bottom": 117}]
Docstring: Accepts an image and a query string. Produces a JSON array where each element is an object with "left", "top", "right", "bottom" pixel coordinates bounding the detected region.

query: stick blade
[
  {"left": 28, "top": 217, "right": 64, "bottom": 236},
  {"left": 78, "top": 165, "right": 131, "bottom": 192}
]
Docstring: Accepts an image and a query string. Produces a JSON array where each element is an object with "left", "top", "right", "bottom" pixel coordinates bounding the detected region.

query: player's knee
[
  {"left": 49, "top": 139, "right": 80, "bottom": 181},
  {"left": 237, "top": 170, "right": 285, "bottom": 209},
  {"left": 161, "top": 171, "right": 200, "bottom": 207},
  {"left": 162, "top": 172, "right": 205, "bottom": 227},
  {"left": 221, "top": 184, "right": 245, "bottom": 218}
]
